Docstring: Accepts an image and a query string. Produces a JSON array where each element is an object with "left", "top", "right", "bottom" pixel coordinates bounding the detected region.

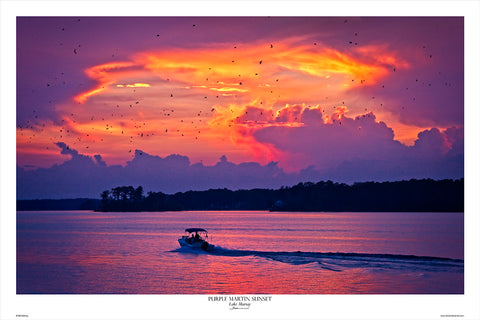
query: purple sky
[{"left": 15, "top": 16, "right": 464, "bottom": 199}]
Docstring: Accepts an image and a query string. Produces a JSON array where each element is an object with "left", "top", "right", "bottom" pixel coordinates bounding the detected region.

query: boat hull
[{"left": 178, "top": 238, "right": 215, "bottom": 251}]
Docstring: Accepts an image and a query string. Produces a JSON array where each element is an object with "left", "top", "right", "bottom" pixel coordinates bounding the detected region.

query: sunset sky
[{"left": 16, "top": 16, "right": 465, "bottom": 198}]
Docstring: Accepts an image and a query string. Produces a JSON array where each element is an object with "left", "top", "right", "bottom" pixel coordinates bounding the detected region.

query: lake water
[{"left": 17, "top": 211, "right": 464, "bottom": 294}]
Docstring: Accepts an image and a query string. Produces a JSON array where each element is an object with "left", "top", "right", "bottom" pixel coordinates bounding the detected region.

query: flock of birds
[{"left": 18, "top": 18, "right": 452, "bottom": 159}]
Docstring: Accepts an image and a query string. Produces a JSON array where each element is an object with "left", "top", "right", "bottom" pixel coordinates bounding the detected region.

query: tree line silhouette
[
  {"left": 97, "top": 179, "right": 463, "bottom": 212},
  {"left": 100, "top": 186, "right": 144, "bottom": 211}
]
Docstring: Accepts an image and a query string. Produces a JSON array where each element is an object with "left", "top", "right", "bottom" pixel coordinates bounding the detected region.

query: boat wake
[{"left": 172, "top": 246, "right": 464, "bottom": 273}]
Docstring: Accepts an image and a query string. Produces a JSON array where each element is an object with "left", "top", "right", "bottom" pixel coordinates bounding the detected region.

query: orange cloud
[
  {"left": 74, "top": 62, "right": 139, "bottom": 103},
  {"left": 116, "top": 83, "right": 151, "bottom": 88},
  {"left": 61, "top": 38, "right": 415, "bottom": 167},
  {"left": 74, "top": 39, "right": 403, "bottom": 111}
]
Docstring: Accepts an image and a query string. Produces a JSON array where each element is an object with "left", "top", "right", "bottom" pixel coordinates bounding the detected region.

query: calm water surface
[{"left": 17, "top": 211, "right": 463, "bottom": 294}]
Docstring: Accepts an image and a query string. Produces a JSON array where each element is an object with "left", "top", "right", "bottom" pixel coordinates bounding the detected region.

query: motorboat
[{"left": 178, "top": 228, "right": 215, "bottom": 251}]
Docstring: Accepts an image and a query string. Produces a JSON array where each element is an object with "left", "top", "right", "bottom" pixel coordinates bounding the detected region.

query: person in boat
[{"left": 194, "top": 232, "right": 200, "bottom": 241}]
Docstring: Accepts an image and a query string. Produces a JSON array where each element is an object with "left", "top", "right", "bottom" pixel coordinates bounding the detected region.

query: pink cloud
[{"left": 251, "top": 105, "right": 462, "bottom": 175}]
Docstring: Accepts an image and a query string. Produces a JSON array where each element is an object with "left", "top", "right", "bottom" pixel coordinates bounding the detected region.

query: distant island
[{"left": 17, "top": 179, "right": 464, "bottom": 212}]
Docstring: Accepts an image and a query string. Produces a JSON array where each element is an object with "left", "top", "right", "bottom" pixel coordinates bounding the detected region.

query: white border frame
[{"left": 2, "top": 1, "right": 479, "bottom": 319}]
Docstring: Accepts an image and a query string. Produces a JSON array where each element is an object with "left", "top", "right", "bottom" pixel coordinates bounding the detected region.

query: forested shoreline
[{"left": 18, "top": 179, "right": 463, "bottom": 212}]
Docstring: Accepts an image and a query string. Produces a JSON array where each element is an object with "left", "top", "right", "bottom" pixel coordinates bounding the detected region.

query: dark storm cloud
[
  {"left": 17, "top": 146, "right": 297, "bottom": 199},
  {"left": 17, "top": 129, "right": 463, "bottom": 200}
]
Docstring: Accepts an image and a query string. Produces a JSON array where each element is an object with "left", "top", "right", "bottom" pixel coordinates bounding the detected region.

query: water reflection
[{"left": 17, "top": 210, "right": 464, "bottom": 294}]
